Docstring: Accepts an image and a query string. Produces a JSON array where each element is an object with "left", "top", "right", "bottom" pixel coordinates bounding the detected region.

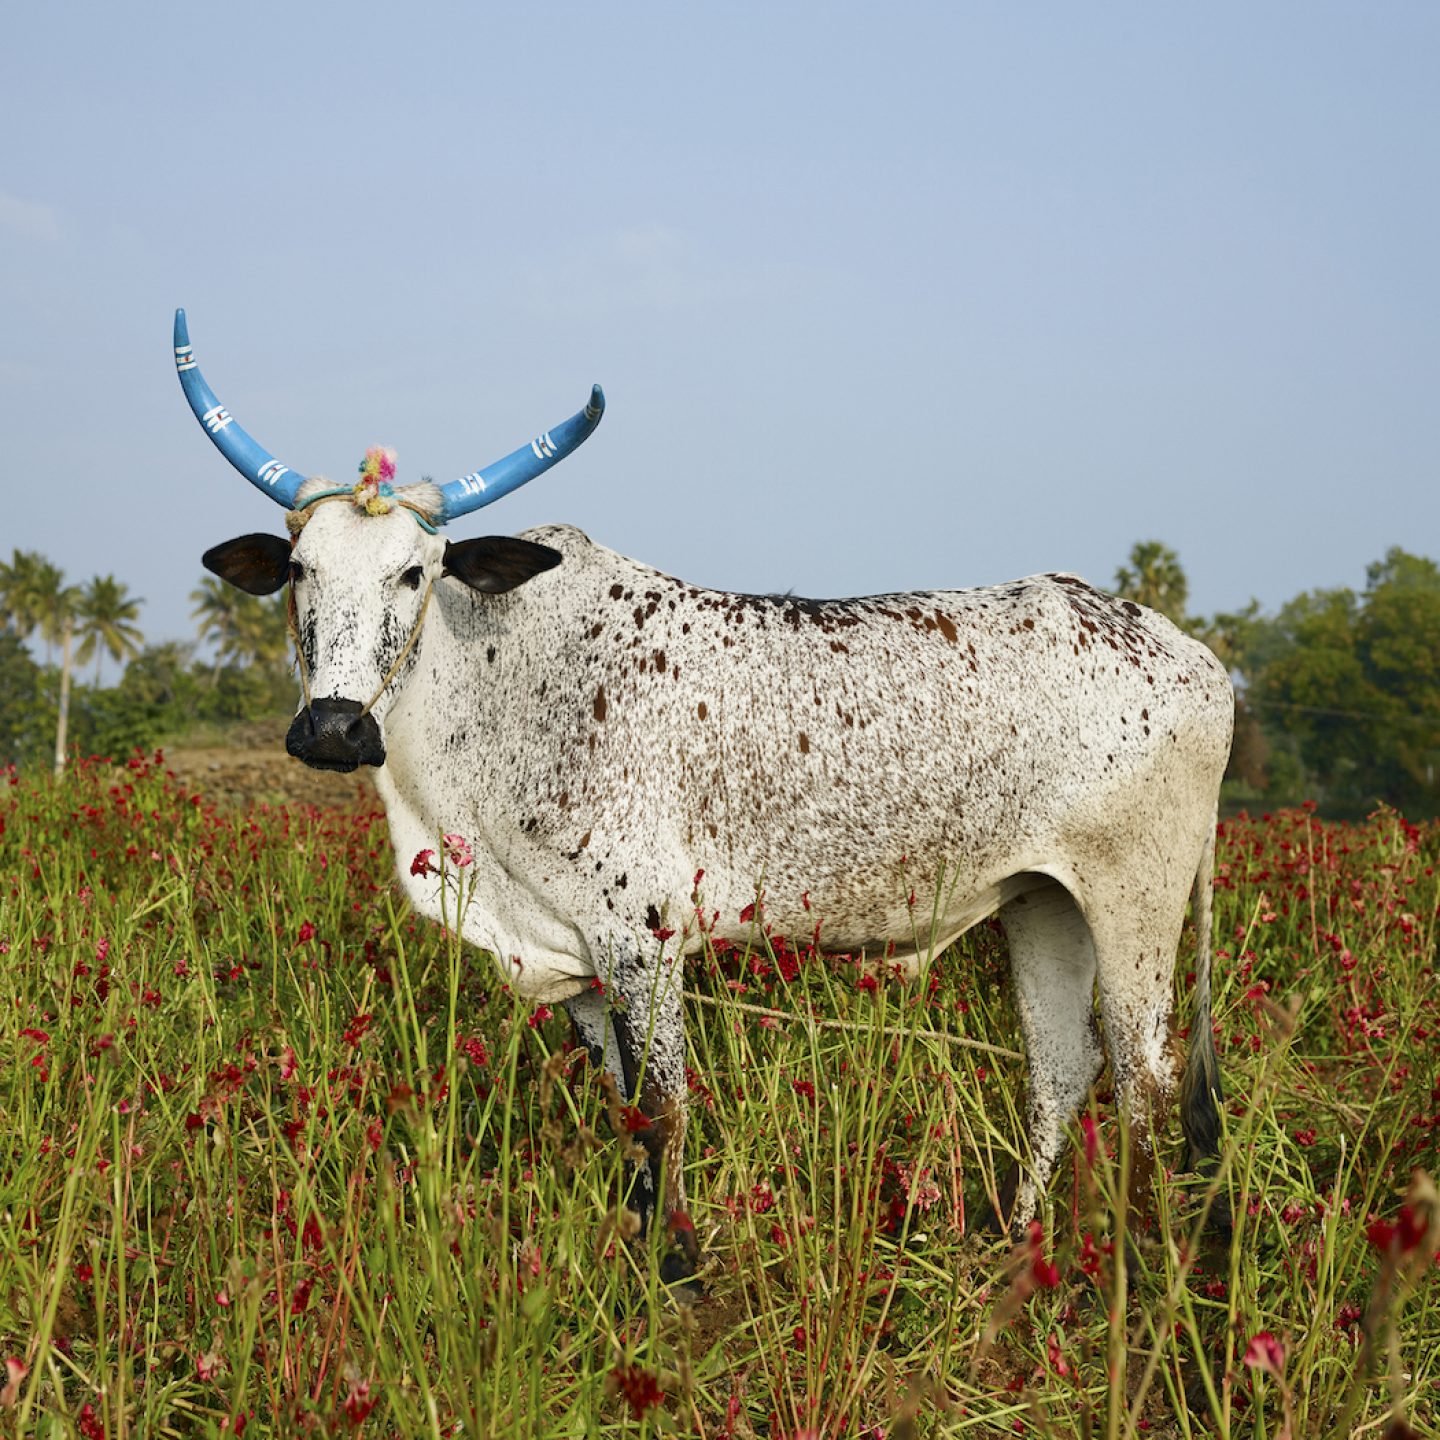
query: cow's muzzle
[{"left": 286, "top": 698, "right": 386, "bottom": 772}]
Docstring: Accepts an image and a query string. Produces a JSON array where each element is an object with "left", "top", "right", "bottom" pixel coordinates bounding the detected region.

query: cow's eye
[
  {"left": 289, "top": 561, "right": 305, "bottom": 586},
  {"left": 401, "top": 565, "right": 424, "bottom": 591}
]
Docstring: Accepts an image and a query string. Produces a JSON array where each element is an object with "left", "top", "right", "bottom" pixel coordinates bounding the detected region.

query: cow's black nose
[{"left": 286, "top": 697, "right": 386, "bottom": 772}]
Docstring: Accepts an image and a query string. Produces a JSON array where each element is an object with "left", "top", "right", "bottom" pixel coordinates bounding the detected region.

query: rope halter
[{"left": 286, "top": 460, "right": 440, "bottom": 716}]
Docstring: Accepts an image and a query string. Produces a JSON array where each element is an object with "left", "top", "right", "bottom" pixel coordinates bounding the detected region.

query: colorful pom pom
[
  {"left": 353, "top": 447, "right": 399, "bottom": 515},
  {"left": 358, "top": 447, "right": 397, "bottom": 484}
]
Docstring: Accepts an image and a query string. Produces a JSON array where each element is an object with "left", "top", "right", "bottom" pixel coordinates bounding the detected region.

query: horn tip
[
  {"left": 587, "top": 384, "right": 605, "bottom": 421},
  {"left": 174, "top": 308, "right": 190, "bottom": 345}
]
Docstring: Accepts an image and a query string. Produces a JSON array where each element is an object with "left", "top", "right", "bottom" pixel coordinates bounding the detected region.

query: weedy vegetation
[{"left": 0, "top": 755, "right": 1436, "bottom": 1437}]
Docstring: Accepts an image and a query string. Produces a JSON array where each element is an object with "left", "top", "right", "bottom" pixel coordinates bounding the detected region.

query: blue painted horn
[
  {"left": 437, "top": 384, "right": 605, "bottom": 522},
  {"left": 174, "top": 309, "right": 308, "bottom": 508},
  {"left": 175, "top": 308, "right": 605, "bottom": 520}
]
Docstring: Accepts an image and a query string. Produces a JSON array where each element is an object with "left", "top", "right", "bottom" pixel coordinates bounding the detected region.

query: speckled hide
[{"left": 286, "top": 506, "right": 1234, "bottom": 1235}]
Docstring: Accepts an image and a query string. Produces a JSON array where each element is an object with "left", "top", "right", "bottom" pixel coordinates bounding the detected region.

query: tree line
[
  {"left": 3, "top": 541, "right": 1438, "bottom": 816},
  {"left": 1112, "top": 541, "right": 1440, "bottom": 818},
  {"left": 0, "top": 550, "right": 291, "bottom": 774}
]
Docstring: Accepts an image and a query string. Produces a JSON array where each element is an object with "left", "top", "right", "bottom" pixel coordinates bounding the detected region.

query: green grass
[{"left": 0, "top": 757, "right": 1436, "bottom": 1437}]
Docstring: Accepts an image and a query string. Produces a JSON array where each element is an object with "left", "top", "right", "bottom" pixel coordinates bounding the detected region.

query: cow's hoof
[{"left": 661, "top": 1211, "right": 702, "bottom": 1292}]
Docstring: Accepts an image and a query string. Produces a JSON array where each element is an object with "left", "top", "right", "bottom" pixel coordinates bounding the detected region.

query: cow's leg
[
  {"left": 997, "top": 878, "right": 1103, "bottom": 1233},
  {"left": 1089, "top": 906, "right": 1187, "bottom": 1237},
  {"left": 582, "top": 942, "right": 696, "bottom": 1281},
  {"left": 564, "top": 987, "right": 624, "bottom": 1079}
]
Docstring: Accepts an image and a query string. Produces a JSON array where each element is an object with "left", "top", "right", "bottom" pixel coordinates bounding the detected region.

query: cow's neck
[{"left": 375, "top": 583, "right": 530, "bottom": 842}]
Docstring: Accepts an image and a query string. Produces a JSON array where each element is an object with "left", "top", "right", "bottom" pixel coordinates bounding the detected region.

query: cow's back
[{"left": 447, "top": 527, "right": 1231, "bottom": 950}]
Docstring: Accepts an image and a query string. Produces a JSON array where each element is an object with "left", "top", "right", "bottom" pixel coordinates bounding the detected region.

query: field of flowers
[{"left": 0, "top": 754, "right": 1435, "bottom": 1437}]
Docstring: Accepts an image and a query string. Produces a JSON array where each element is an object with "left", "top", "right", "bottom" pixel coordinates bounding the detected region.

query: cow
[{"left": 176, "top": 309, "right": 1233, "bottom": 1275}]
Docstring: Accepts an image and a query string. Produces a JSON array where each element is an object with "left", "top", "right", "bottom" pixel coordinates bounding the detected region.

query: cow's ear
[
  {"left": 202, "top": 534, "right": 292, "bottom": 596},
  {"left": 443, "top": 537, "right": 562, "bottom": 594}
]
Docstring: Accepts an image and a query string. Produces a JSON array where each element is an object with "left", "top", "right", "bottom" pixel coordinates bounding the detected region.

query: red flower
[
  {"left": 1243, "top": 1330, "right": 1286, "bottom": 1376},
  {"left": 618, "top": 1106, "right": 651, "bottom": 1134},
  {"left": 611, "top": 1364, "right": 664, "bottom": 1419},
  {"left": 342, "top": 1378, "right": 376, "bottom": 1426},
  {"left": 297, "top": 921, "right": 316, "bottom": 943},
  {"left": 1367, "top": 1204, "right": 1429, "bottom": 1260},
  {"left": 527, "top": 1004, "right": 554, "bottom": 1029},
  {"left": 410, "top": 848, "right": 438, "bottom": 877},
  {"left": 342, "top": 1013, "right": 373, "bottom": 1048},
  {"left": 1026, "top": 1220, "right": 1060, "bottom": 1289}
]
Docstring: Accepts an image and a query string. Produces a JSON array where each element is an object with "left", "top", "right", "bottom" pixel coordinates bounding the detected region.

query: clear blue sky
[{"left": 5, "top": 3, "right": 1438, "bottom": 658}]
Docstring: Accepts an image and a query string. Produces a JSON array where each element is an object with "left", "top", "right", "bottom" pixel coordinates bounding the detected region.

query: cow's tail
[{"left": 1178, "top": 810, "right": 1224, "bottom": 1174}]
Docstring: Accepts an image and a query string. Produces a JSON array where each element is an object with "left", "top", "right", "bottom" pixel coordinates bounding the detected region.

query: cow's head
[{"left": 177, "top": 309, "right": 601, "bottom": 772}]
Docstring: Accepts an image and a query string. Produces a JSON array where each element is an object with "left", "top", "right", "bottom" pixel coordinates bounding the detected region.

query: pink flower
[
  {"left": 1, "top": 1357, "right": 26, "bottom": 1407},
  {"left": 1243, "top": 1330, "right": 1286, "bottom": 1376},
  {"left": 442, "top": 833, "right": 474, "bottom": 868},
  {"left": 1047, "top": 1331, "right": 1071, "bottom": 1377}
]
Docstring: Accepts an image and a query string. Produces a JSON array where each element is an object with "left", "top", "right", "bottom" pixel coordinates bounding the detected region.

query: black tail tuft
[{"left": 1179, "top": 1021, "right": 1223, "bottom": 1174}]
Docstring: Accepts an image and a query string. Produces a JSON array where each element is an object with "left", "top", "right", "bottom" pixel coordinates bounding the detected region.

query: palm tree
[
  {"left": 0, "top": 550, "right": 37, "bottom": 636},
  {"left": 1113, "top": 541, "right": 1191, "bottom": 628},
  {"left": 75, "top": 575, "right": 146, "bottom": 686},
  {"left": 0, "top": 549, "right": 59, "bottom": 643},
  {"left": 26, "top": 558, "right": 77, "bottom": 669},
  {"left": 191, "top": 578, "right": 290, "bottom": 678}
]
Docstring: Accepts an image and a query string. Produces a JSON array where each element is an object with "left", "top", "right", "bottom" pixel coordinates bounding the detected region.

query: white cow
[{"left": 178, "top": 311, "right": 1233, "bottom": 1273}]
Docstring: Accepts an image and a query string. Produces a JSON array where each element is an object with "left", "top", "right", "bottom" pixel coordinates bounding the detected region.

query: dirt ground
[{"left": 162, "top": 719, "right": 382, "bottom": 811}]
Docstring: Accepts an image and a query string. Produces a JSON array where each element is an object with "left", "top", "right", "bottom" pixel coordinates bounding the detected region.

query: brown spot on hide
[
  {"left": 697, "top": 701, "right": 708, "bottom": 720},
  {"left": 594, "top": 686, "right": 608, "bottom": 722},
  {"left": 653, "top": 649, "right": 667, "bottom": 672},
  {"left": 936, "top": 611, "right": 957, "bottom": 644},
  {"left": 798, "top": 732, "right": 810, "bottom": 754},
  {"left": 610, "top": 583, "right": 624, "bottom": 599}
]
